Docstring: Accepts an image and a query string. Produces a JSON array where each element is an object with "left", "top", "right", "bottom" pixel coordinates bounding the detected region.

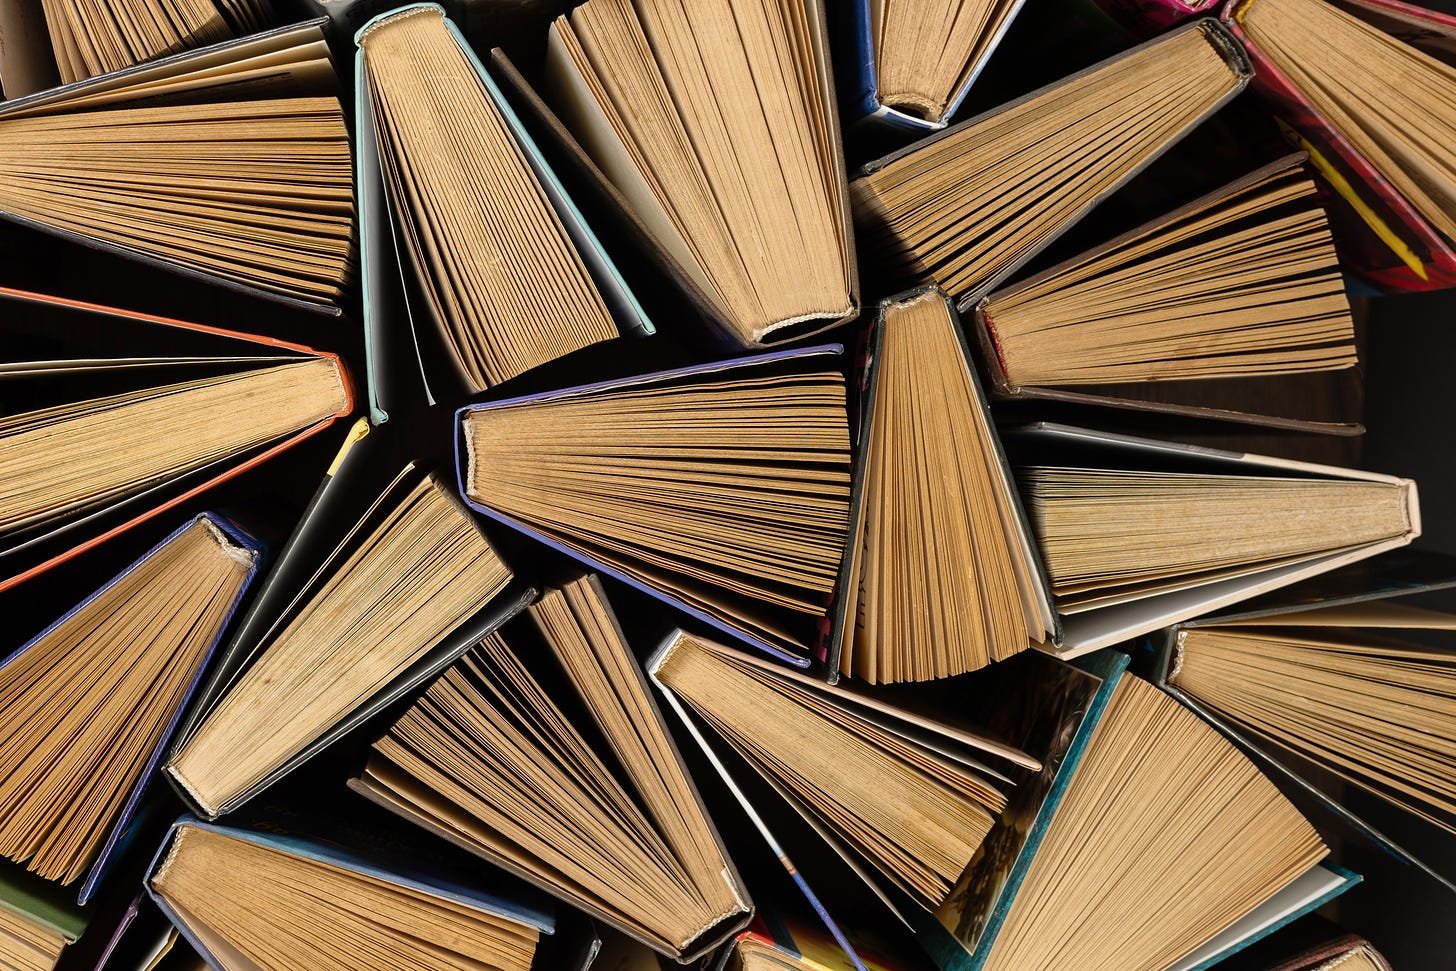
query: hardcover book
[
  {"left": 455, "top": 344, "right": 852, "bottom": 669},
  {"left": 0, "top": 20, "right": 355, "bottom": 312},
  {"left": 1151, "top": 563, "right": 1456, "bottom": 892},
  {"left": 968, "top": 153, "right": 1363, "bottom": 434},
  {"left": 851, "top": 19, "right": 1253, "bottom": 306},
  {"left": 352, "top": 572, "right": 754, "bottom": 962},
  {"left": 354, "top": 3, "right": 652, "bottom": 421},
  {"left": 146, "top": 815, "right": 555, "bottom": 971},
  {"left": 164, "top": 425, "right": 531, "bottom": 819},
  {"left": 0, "top": 513, "right": 259, "bottom": 903}
]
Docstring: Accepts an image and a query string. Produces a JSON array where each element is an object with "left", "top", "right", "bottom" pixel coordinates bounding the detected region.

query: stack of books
[{"left": 0, "top": 0, "right": 1452, "bottom": 968}]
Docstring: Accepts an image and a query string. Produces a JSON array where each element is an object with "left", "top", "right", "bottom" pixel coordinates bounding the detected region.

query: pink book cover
[
  {"left": 1092, "top": 0, "right": 1456, "bottom": 291},
  {"left": 1223, "top": 0, "right": 1456, "bottom": 292}
]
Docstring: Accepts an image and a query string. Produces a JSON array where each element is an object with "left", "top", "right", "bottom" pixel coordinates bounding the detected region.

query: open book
[
  {"left": 851, "top": 19, "right": 1251, "bottom": 304},
  {"left": 970, "top": 153, "right": 1361, "bottom": 433},
  {"left": 166, "top": 452, "right": 520, "bottom": 819},
  {"left": 354, "top": 4, "right": 649, "bottom": 401},
  {"left": 0, "top": 515, "right": 258, "bottom": 903},
  {"left": 352, "top": 573, "right": 752, "bottom": 961},
  {"left": 0, "top": 0, "right": 272, "bottom": 97},
  {"left": 0, "top": 21, "right": 354, "bottom": 312},
  {"left": 0, "top": 285, "right": 350, "bottom": 594},
  {"left": 540, "top": 0, "right": 858, "bottom": 347}
]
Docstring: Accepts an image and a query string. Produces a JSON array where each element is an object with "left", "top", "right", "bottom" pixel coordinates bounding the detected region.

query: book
[
  {"left": 1226, "top": 0, "right": 1456, "bottom": 292},
  {"left": 539, "top": 0, "right": 859, "bottom": 348},
  {"left": 850, "top": 19, "right": 1252, "bottom": 306},
  {"left": 351, "top": 572, "right": 753, "bottom": 962},
  {"left": 1098, "top": 0, "right": 1456, "bottom": 292},
  {"left": 970, "top": 153, "right": 1363, "bottom": 434},
  {"left": 354, "top": 4, "right": 651, "bottom": 406},
  {"left": 146, "top": 816, "right": 554, "bottom": 971},
  {"left": 454, "top": 344, "right": 852, "bottom": 669},
  {"left": 0, "top": 0, "right": 271, "bottom": 98},
  {"left": 1152, "top": 568, "right": 1456, "bottom": 892},
  {"left": 0, "top": 285, "right": 351, "bottom": 594},
  {"left": 837, "top": 0, "right": 1029, "bottom": 130},
  {"left": 828, "top": 288, "right": 1053, "bottom": 684},
  {"left": 164, "top": 444, "right": 524, "bottom": 819},
  {"left": 0, "top": 21, "right": 355, "bottom": 313},
  {"left": 0, "top": 513, "right": 257, "bottom": 903},
  {"left": 1003, "top": 422, "right": 1420, "bottom": 657},
  {"left": 0, "top": 860, "right": 86, "bottom": 971},
  {"left": 651, "top": 631, "right": 1033, "bottom": 914},
  {"left": 1215, "top": 921, "right": 1392, "bottom": 971},
  {"left": 730, "top": 916, "right": 904, "bottom": 970},
  {"left": 933, "top": 668, "right": 1345, "bottom": 971}
]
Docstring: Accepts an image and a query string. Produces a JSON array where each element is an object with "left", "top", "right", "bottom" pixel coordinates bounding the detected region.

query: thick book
[
  {"left": 0, "top": 513, "right": 259, "bottom": 904},
  {"left": 825, "top": 288, "right": 1055, "bottom": 684},
  {"left": 0, "top": 0, "right": 272, "bottom": 98},
  {"left": 163, "top": 425, "right": 531, "bottom": 819},
  {"left": 535, "top": 0, "right": 859, "bottom": 349},
  {"left": 1151, "top": 564, "right": 1456, "bottom": 894},
  {"left": 454, "top": 343, "right": 852, "bottom": 669},
  {"left": 145, "top": 815, "right": 555, "bottom": 971},
  {"left": 968, "top": 153, "right": 1364, "bottom": 434},
  {"left": 353, "top": 3, "right": 652, "bottom": 421},
  {"left": 351, "top": 572, "right": 753, "bottom": 963},
  {"left": 0, "top": 858, "right": 86, "bottom": 971},
  {"left": 0, "top": 284, "right": 351, "bottom": 595},
  {"left": 0, "top": 20, "right": 354, "bottom": 313},
  {"left": 851, "top": 19, "right": 1253, "bottom": 307},
  {"left": 1002, "top": 421, "right": 1420, "bottom": 658},
  {"left": 1099, "top": 0, "right": 1456, "bottom": 292},
  {"left": 836, "top": 0, "right": 1029, "bottom": 130}
]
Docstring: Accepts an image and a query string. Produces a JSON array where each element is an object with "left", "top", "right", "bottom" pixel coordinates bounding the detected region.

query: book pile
[{"left": 0, "top": 0, "right": 1452, "bottom": 968}]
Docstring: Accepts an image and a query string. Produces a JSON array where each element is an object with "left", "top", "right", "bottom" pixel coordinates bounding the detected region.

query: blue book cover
[
  {"left": 145, "top": 815, "right": 555, "bottom": 971},
  {"left": 0, "top": 512, "right": 261, "bottom": 905},
  {"left": 454, "top": 343, "right": 844, "bottom": 670}
]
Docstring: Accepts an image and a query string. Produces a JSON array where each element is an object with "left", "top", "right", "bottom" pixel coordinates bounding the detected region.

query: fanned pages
[
  {"left": 852, "top": 20, "right": 1250, "bottom": 302},
  {"left": 0, "top": 354, "right": 348, "bottom": 550},
  {"left": 0, "top": 24, "right": 354, "bottom": 310},
  {"left": 354, "top": 574, "right": 750, "bottom": 960},
  {"left": 0, "top": 331, "right": 346, "bottom": 564},
  {"left": 654, "top": 631, "right": 1008, "bottom": 910},
  {"left": 166, "top": 471, "right": 513, "bottom": 817},
  {"left": 978, "top": 156, "right": 1357, "bottom": 388},
  {"left": 1234, "top": 0, "right": 1456, "bottom": 251},
  {"left": 871, "top": 0, "right": 1024, "bottom": 124},
  {"left": 357, "top": 6, "right": 621, "bottom": 391},
  {"left": 1, "top": 0, "right": 273, "bottom": 97},
  {"left": 544, "top": 0, "right": 855, "bottom": 346},
  {"left": 0, "top": 865, "right": 84, "bottom": 971},
  {"left": 1171, "top": 601, "right": 1456, "bottom": 836},
  {"left": 998, "top": 424, "right": 1419, "bottom": 657},
  {"left": 839, "top": 290, "right": 1051, "bottom": 683},
  {"left": 148, "top": 822, "right": 543, "bottom": 971},
  {"left": 976, "top": 674, "right": 1329, "bottom": 971},
  {"left": 0, "top": 515, "right": 255, "bottom": 888},
  {"left": 458, "top": 348, "right": 851, "bottom": 663},
  {"left": 1024, "top": 468, "right": 1414, "bottom": 612}
]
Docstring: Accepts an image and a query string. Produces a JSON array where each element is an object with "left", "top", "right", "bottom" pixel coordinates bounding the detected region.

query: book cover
[{"left": 0, "top": 512, "right": 260, "bottom": 903}]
